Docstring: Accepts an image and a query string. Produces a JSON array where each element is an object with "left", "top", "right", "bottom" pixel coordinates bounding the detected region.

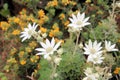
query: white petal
[
  {"left": 51, "top": 37, "right": 55, "bottom": 47},
  {"left": 53, "top": 41, "right": 61, "bottom": 51},
  {"left": 35, "top": 48, "right": 46, "bottom": 51},
  {"left": 40, "top": 42, "right": 47, "bottom": 49}
]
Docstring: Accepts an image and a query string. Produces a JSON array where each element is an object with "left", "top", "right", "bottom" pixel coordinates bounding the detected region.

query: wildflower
[
  {"left": 87, "top": 53, "right": 104, "bottom": 64},
  {"left": 20, "top": 23, "right": 38, "bottom": 42},
  {"left": 68, "top": 12, "right": 90, "bottom": 32},
  {"left": 83, "top": 67, "right": 99, "bottom": 80},
  {"left": 83, "top": 40, "right": 102, "bottom": 55},
  {"left": 25, "top": 47, "right": 32, "bottom": 53},
  {"left": 114, "top": 67, "right": 120, "bottom": 74},
  {"left": 20, "top": 60, "right": 26, "bottom": 65},
  {"left": 0, "top": 21, "right": 10, "bottom": 31},
  {"left": 19, "top": 51, "right": 24, "bottom": 57},
  {"left": 38, "top": 9, "right": 45, "bottom": 18},
  {"left": 12, "top": 29, "right": 20, "bottom": 35},
  {"left": 14, "top": 17, "right": 20, "bottom": 24},
  {"left": 62, "top": 0, "right": 69, "bottom": 6},
  {"left": 29, "top": 41, "right": 37, "bottom": 48},
  {"left": 35, "top": 38, "right": 61, "bottom": 59},
  {"left": 40, "top": 27, "right": 47, "bottom": 33},
  {"left": 105, "top": 40, "right": 118, "bottom": 52},
  {"left": 59, "top": 13, "right": 65, "bottom": 20}
]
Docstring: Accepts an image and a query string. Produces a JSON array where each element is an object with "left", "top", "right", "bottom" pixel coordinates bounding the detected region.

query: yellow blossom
[
  {"left": 25, "top": 47, "right": 32, "bottom": 53},
  {"left": 19, "top": 51, "right": 25, "bottom": 58},
  {"left": 14, "top": 17, "right": 20, "bottom": 24},
  {"left": 63, "top": 20, "right": 70, "bottom": 28},
  {"left": 10, "top": 48, "right": 17, "bottom": 55},
  {"left": 55, "top": 38, "right": 64, "bottom": 44},
  {"left": 52, "top": 0, "right": 58, "bottom": 7},
  {"left": 19, "top": 8, "right": 27, "bottom": 15},
  {"left": 0, "top": 21, "right": 10, "bottom": 31},
  {"left": 20, "top": 60, "right": 26, "bottom": 65},
  {"left": 62, "top": 0, "right": 69, "bottom": 6},
  {"left": 40, "top": 27, "right": 47, "bottom": 33},
  {"left": 59, "top": 13, "right": 65, "bottom": 20},
  {"left": 114, "top": 67, "right": 120, "bottom": 74},
  {"left": 38, "top": 9, "right": 45, "bottom": 18},
  {"left": 29, "top": 41, "right": 37, "bottom": 49},
  {"left": 12, "top": 29, "right": 20, "bottom": 35},
  {"left": 69, "top": 1, "right": 76, "bottom": 5}
]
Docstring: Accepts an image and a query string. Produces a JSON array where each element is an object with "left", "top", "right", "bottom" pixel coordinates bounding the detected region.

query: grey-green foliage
[
  {"left": 83, "top": 17, "right": 120, "bottom": 42},
  {"left": 57, "top": 51, "right": 85, "bottom": 80},
  {"left": 56, "top": 37, "right": 85, "bottom": 80},
  {"left": 38, "top": 58, "right": 52, "bottom": 80},
  {"left": 0, "top": 3, "right": 10, "bottom": 17}
]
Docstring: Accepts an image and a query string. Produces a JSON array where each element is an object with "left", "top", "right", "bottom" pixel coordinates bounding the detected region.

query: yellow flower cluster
[
  {"left": 38, "top": 9, "right": 45, "bottom": 18},
  {"left": 10, "top": 48, "right": 17, "bottom": 55},
  {"left": 49, "top": 23, "right": 60, "bottom": 37},
  {"left": 47, "top": 0, "right": 58, "bottom": 7},
  {"left": 114, "top": 67, "right": 120, "bottom": 74},
  {"left": 20, "top": 59, "right": 26, "bottom": 65},
  {"left": 12, "top": 29, "right": 20, "bottom": 35},
  {"left": 59, "top": 13, "right": 65, "bottom": 20},
  {"left": 30, "top": 55, "right": 40, "bottom": 63},
  {"left": 29, "top": 41, "right": 37, "bottom": 49},
  {"left": 40, "top": 27, "right": 47, "bottom": 33},
  {"left": 61, "top": 0, "right": 70, "bottom": 6},
  {"left": 0, "top": 21, "right": 10, "bottom": 31}
]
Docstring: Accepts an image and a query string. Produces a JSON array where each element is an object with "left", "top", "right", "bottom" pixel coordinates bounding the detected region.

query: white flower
[
  {"left": 35, "top": 38, "right": 61, "bottom": 59},
  {"left": 20, "top": 23, "right": 38, "bottom": 42},
  {"left": 87, "top": 53, "right": 104, "bottom": 64},
  {"left": 83, "top": 68, "right": 99, "bottom": 80},
  {"left": 68, "top": 12, "right": 90, "bottom": 32},
  {"left": 105, "top": 40, "right": 118, "bottom": 52},
  {"left": 83, "top": 40, "right": 103, "bottom": 55}
]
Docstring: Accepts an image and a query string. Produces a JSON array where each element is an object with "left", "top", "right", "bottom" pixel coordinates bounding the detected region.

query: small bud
[
  {"left": 57, "top": 48, "right": 63, "bottom": 55},
  {"left": 79, "top": 42, "right": 83, "bottom": 49},
  {"left": 54, "top": 57, "right": 62, "bottom": 65},
  {"left": 46, "top": 56, "right": 52, "bottom": 61}
]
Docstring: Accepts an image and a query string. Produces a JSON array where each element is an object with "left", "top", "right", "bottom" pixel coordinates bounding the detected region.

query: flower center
[
  {"left": 46, "top": 47, "right": 53, "bottom": 53},
  {"left": 76, "top": 20, "right": 82, "bottom": 25},
  {"left": 28, "top": 30, "right": 34, "bottom": 35},
  {"left": 90, "top": 48, "right": 96, "bottom": 54}
]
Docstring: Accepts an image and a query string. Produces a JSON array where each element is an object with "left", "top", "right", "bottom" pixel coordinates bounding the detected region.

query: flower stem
[{"left": 73, "top": 31, "right": 80, "bottom": 55}]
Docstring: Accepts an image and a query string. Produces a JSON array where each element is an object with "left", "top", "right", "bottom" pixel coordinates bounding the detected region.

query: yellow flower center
[
  {"left": 76, "top": 20, "right": 82, "bottom": 25},
  {"left": 46, "top": 47, "right": 53, "bottom": 53},
  {"left": 90, "top": 48, "right": 96, "bottom": 54}
]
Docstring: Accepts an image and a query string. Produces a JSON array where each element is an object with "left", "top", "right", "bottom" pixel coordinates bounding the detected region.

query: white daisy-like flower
[
  {"left": 83, "top": 40, "right": 103, "bottom": 55},
  {"left": 20, "top": 23, "right": 38, "bottom": 42},
  {"left": 35, "top": 38, "right": 61, "bottom": 59},
  {"left": 83, "top": 67, "right": 99, "bottom": 80},
  {"left": 68, "top": 12, "right": 90, "bottom": 32},
  {"left": 105, "top": 40, "right": 118, "bottom": 52},
  {"left": 87, "top": 53, "right": 104, "bottom": 64}
]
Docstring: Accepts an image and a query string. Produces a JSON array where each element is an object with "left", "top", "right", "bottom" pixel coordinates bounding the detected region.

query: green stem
[{"left": 73, "top": 31, "right": 80, "bottom": 55}]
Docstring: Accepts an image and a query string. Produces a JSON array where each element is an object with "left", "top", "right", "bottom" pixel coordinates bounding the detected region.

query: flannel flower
[
  {"left": 83, "top": 40, "right": 104, "bottom": 64},
  {"left": 68, "top": 12, "right": 90, "bottom": 32},
  {"left": 105, "top": 40, "right": 118, "bottom": 52},
  {"left": 83, "top": 67, "right": 99, "bottom": 80},
  {"left": 20, "top": 23, "right": 38, "bottom": 42},
  {"left": 35, "top": 38, "right": 61, "bottom": 59}
]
